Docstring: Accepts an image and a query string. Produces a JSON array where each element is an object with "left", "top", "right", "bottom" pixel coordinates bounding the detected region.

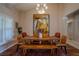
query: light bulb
[
  {"left": 43, "top": 4, "right": 46, "bottom": 7},
  {"left": 36, "top": 7, "right": 39, "bottom": 10},
  {"left": 42, "top": 9, "right": 45, "bottom": 14},
  {"left": 37, "top": 4, "right": 40, "bottom": 7},
  {"left": 45, "top": 6, "right": 48, "bottom": 9},
  {"left": 38, "top": 10, "right": 45, "bottom": 14},
  {"left": 36, "top": 4, "right": 47, "bottom": 14}
]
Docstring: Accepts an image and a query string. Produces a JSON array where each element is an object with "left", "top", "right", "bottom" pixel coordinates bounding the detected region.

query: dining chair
[
  {"left": 16, "top": 34, "right": 24, "bottom": 52},
  {"left": 55, "top": 32, "right": 61, "bottom": 39},
  {"left": 57, "top": 35, "right": 67, "bottom": 54},
  {"left": 16, "top": 34, "right": 31, "bottom": 55},
  {"left": 16, "top": 32, "right": 29, "bottom": 52},
  {"left": 51, "top": 36, "right": 59, "bottom": 55},
  {"left": 21, "top": 32, "right": 28, "bottom": 37}
]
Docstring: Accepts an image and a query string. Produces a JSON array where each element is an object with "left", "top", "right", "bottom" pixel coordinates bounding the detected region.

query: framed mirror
[{"left": 33, "top": 14, "right": 50, "bottom": 38}]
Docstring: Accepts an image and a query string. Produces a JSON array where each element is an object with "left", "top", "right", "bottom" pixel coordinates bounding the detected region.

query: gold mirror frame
[{"left": 33, "top": 14, "right": 50, "bottom": 38}]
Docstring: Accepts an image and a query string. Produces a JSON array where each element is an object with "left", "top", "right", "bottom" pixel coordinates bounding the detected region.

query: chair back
[
  {"left": 55, "top": 32, "right": 61, "bottom": 38},
  {"left": 60, "top": 35, "right": 67, "bottom": 44},
  {"left": 21, "top": 32, "right": 27, "bottom": 37},
  {"left": 17, "top": 34, "right": 23, "bottom": 43}
]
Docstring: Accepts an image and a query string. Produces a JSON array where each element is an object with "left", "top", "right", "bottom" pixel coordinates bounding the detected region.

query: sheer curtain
[
  {"left": 0, "top": 15, "right": 14, "bottom": 45},
  {"left": 67, "top": 14, "right": 79, "bottom": 42},
  {"left": 0, "top": 16, "right": 3, "bottom": 45},
  {"left": 74, "top": 14, "right": 79, "bottom": 42}
]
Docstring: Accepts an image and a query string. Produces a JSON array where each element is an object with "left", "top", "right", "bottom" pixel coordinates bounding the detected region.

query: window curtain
[{"left": 0, "top": 15, "right": 14, "bottom": 45}]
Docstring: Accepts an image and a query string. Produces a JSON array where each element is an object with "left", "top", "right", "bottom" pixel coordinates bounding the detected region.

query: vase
[{"left": 39, "top": 32, "right": 42, "bottom": 38}]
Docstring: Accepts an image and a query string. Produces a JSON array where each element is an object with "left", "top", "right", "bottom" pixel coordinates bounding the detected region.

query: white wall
[
  {"left": 19, "top": 4, "right": 64, "bottom": 36},
  {"left": 0, "top": 4, "right": 19, "bottom": 53},
  {"left": 7, "top": 3, "right": 79, "bottom": 37},
  {"left": 0, "top": 4, "right": 19, "bottom": 22},
  {"left": 63, "top": 3, "right": 79, "bottom": 35},
  {"left": 18, "top": 3, "right": 79, "bottom": 49},
  {"left": 57, "top": 4, "right": 65, "bottom": 34},
  {"left": 0, "top": 4, "right": 19, "bottom": 36},
  {"left": 64, "top": 3, "right": 79, "bottom": 16},
  {"left": 0, "top": 3, "right": 79, "bottom": 53},
  {"left": 63, "top": 3, "right": 79, "bottom": 49}
]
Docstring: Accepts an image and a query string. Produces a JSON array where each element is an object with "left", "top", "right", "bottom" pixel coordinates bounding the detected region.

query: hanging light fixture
[{"left": 36, "top": 3, "right": 48, "bottom": 14}]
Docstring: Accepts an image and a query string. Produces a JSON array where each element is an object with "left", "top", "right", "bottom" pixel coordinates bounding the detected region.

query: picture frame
[{"left": 33, "top": 14, "right": 50, "bottom": 37}]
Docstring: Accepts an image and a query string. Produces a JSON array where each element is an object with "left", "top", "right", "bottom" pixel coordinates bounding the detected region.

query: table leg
[
  {"left": 39, "top": 40, "right": 42, "bottom": 44},
  {"left": 64, "top": 46, "right": 67, "bottom": 55},
  {"left": 16, "top": 44, "right": 20, "bottom": 52},
  {"left": 23, "top": 49, "right": 27, "bottom": 56},
  {"left": 51, "top": 49, "right": 53, "bottom": 55},
  {"left": 54, "top": 48, "right": 57, "bottom": 55}
]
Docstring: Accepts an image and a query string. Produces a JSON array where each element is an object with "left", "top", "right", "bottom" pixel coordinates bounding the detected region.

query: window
[
  {"left": 74, "top": 14, "right": 79, "bottom": 42},
  {"left": 0, "top": 15, "right": 14, "bottom": 45},
  {"left": 0, "top": 16, "right": 3, "bottom": 45},
  {"left": 5, "top": 16, "right": 14, "bottom": 41},
  {"left": 67, "top": 12, "right": 79, "bottom": 42}
]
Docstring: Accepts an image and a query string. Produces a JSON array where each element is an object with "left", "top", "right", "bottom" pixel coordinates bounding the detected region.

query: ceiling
[
  {"left": 4, "top": 3, "right": 36, "bottom": 11},
  {"left": 4, "top": 3, "right": 56, "bottom": 11},
  {"left": 3, "top": 3, "right": 61, "bottom": 11}
]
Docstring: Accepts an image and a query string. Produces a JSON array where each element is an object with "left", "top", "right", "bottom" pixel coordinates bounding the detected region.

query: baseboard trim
[
  {"left": 0, "top": 41, "right": 17, "bottom": 53},
  {"left": 67, "top": 40, "right": 79, "bottom": 49}
]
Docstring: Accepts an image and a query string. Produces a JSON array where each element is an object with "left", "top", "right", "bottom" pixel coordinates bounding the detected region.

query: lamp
[{"left": 36, "top": 4, "right": 48, "bottom": 14}]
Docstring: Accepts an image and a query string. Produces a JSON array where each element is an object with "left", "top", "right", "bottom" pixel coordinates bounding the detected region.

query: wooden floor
[{"left": 0, "top": 44, "right": 79, "bottom": 56}]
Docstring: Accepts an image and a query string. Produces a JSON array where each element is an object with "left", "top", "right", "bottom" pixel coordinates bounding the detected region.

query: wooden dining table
[
  {"left": 23, "top": 36, "right": 59, "bottom": 44},
  {"left": 18, "top": 36, "right": 59, "bottom": 55}
]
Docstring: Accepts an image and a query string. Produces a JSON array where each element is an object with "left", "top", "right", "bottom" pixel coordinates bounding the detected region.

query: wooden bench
[{"left": 19, "top": 44, "right": 58, "bottom": 55}]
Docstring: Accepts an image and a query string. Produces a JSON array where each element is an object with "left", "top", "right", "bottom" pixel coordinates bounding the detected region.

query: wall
[
  {"left": 0, "top": 4, "right": 19, "bottom": 22},
  {"left": 64, "top": 3, "right": 79, "bottom": 16},
  {"left": 19, "top": 3, "right": 79, "bottom": 49},
  {"left": 63, "top": 3, "right": 79, "bottom": 49},
  {"left": 57, "top": 4, "right": 65, "bottom": 35},
  {"left": 19, "top": 4, "right": 64, "bottom": 36},
  {"left": 0, "top": 4, "right": 19, "bottom": 53},
  {"left": 0, "top": 3, "right": 78, "bottom": 52}
]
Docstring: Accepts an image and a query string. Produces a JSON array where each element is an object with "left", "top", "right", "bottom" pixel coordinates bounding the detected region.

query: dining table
[
  {"left": 18, "top": 36, "right": 60, "bottom": 55},
  {"left": 23, "top": 36, "right": 59, "bottom": 44}
]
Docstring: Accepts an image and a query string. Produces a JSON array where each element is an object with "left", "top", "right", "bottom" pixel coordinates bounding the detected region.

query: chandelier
[{"left": 36, "top": 4, "right": 48, "bottom": 14}]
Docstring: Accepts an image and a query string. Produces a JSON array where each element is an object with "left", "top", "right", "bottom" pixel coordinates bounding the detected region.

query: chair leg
[
  {"left": 55, "top": 48, "right": 57, "bottom": 55},
  {"left": 20, "top": 48, "right": 23, "bottom": 55},
  {"left": 23, "top": 49, "right": 27, "bottom": 56},
  {"left": 53, "top": 48, "right": 57, "bottom": 56},
  {"left": 60, "top": 46, "right": 63, "bottom": 49},
  {"left": 64, "top": 46, "right": 67, "bottom": 55},
  {"left": 16, "top": 44, "right": 19, "bottom": 52},
  {"left": 51, "top": 49, "right": 53, "bottom": 55}
]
